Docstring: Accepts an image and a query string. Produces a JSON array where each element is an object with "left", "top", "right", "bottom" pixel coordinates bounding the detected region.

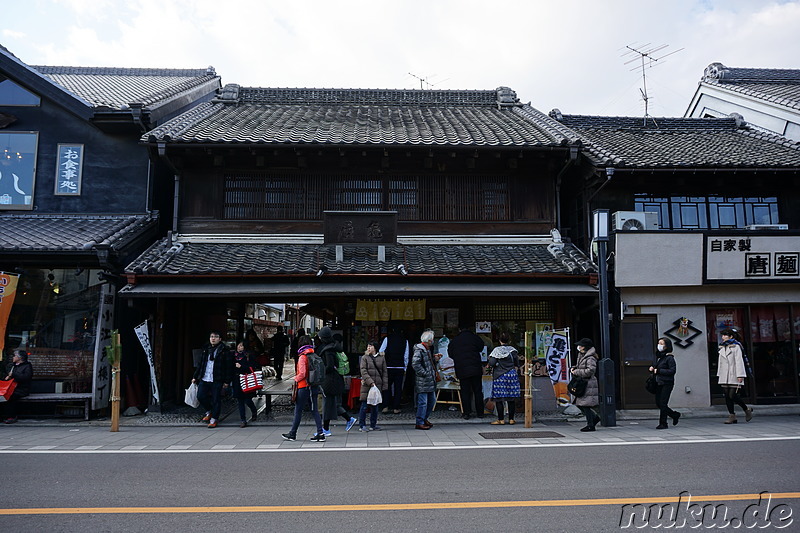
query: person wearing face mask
[
  {"left": 358, "top": 341, "right": 388, "bottom": 432},
  {"left": 570, "top": 338, "right": 600, "bottom": 432},
  {"left": 717, "top": 328, "right": 753, "bottom": 424},
  {"left": 649, "top": 337, "right": 680, "bottom": 429}
]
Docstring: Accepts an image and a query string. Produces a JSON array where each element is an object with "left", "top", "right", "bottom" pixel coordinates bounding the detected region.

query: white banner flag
[
  {"left": 545, "top": 330, "right": 571, "bottom": 406},
  {"left": 134, "top": 320, "right": 160, "bottom": 405}
]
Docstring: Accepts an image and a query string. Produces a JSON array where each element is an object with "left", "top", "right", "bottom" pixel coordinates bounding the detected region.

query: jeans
[
  {"left": 197, "top": 380, "right": 224, "bottom": 419},
  {"left": 288, "top": 385, "right": 323, "bottom": 438},
  {"left": 358, "top": 401, "right": 379, "bottom": 429},
  {"left": 415, "top": 391, "right": 436, "bottom": 426},
  {"left": 386, "top": 368, "right": 405, "bottom": 409},
  {"left": 655, "top": 382, "right": 679, "bottom": 425},
  {"left": 459, "top": 375, "right": 484, "bottom": 416},
  {"left": 236, "top": 394, "right": 257, "bottom": 422}
]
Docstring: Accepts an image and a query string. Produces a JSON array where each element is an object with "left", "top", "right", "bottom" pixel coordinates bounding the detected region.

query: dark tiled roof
[
  {"left": 143, "top": 86, "right": 573, "bottom": 147},
  {"left": 0, "top": 214, "right": 157, "bottom": 253},
  {"left": 551, "top": 114, "right": 800, "bottom": 168},
  {"left": 32, "top": 65, "right": 219, "bottom": 110},
  {"left": 701, "top": 63, "right": 800, "bottom": 112},
  {"left": 126, "top": 240, "right": 595, "bottom": 277}
]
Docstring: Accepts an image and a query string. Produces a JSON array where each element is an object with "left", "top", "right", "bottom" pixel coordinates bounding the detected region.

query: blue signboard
[{"left": 55, "top": 143, "right": 83, "bottom": 196}]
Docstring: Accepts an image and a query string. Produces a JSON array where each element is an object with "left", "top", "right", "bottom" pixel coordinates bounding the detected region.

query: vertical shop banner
[
  {"left": 545, "top": 330, "right": 571, "bottom": 406},
  {"left": 0, "top": 272, "right": 20, "bottom": 357},
  {"left": 134, "top": 320, "right": 160, "bottom": 405},
  {"left": 92, "top": 283, "right": 115, "bottom": 410}
]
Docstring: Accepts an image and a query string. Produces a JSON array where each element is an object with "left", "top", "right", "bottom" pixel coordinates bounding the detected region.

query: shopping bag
[
  {"left": 366, "top": 385, "right": 382, "bottom": 406},
  {"left": 0, "top": 379, "right": 17, "bottom": 402},
  {"left": 184, "top": 382, "right": 200, "bottom": 408},
  {"left": 239, "top": 371, "right": 264, "bottom": 393}
]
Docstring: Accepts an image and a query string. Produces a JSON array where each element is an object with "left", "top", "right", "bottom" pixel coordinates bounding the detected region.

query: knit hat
[
  {"left": 576, "top": 338, "right": 594, "bottom": 349},
  {"left": 318, "top": 326, "right": 333, "bottom": 342}
]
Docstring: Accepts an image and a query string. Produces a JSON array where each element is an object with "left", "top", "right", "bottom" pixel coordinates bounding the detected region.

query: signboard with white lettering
[
  {"left": 706, "top": 235, "right": 800, "bottom": 281},
  {"left": 54, "top": 144, "right": 84, "bottom": 196}
]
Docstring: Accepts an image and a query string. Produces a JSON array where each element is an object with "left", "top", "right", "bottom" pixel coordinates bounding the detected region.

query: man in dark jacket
[
  {"left": 270, "top": 326, "right": 291, "bottom": 380},
  {"left": 192, "top": 331, "right": 233, "bottom": 428},
  {"left": 448, "top": 324, "right": 486, "bottom": 419},
  {"left": 2, "top": 349, "right": 33, "bottom": 423}
]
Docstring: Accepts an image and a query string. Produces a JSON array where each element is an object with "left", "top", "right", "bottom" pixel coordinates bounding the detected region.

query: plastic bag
[
  {"left": 184, "top": 382, "right": 200, "bottom": 408},
  {"left": 366, "top": 385, "right": 382, "bottom": 406}
]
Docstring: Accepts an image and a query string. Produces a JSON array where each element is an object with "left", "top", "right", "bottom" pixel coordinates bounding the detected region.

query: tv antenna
[
  {"left": 621, "top": 43, "right": 683, "bottom": 124},
  {"left": 408, "top": 72, "right": 449, "bottom": 90}
]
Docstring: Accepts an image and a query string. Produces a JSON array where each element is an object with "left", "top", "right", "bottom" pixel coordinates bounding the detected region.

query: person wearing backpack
[
  {"left": 717, "top": 328, "right": 753, "bottom": 424},
  {"left": 649, "top": 337, "right": 680, "bottom": 430},
  {"left": 358, "top": 341, "right": 388, "bottom": 431},
  {"left": 282, "top": 335, "right": 325, "bottom": 442},
  {"left": 318, "top": 329, "right": 357, "bottom": 436}
]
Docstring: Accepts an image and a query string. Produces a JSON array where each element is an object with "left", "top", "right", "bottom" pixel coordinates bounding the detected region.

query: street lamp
[{"left": 593, "top": 209, "right": 616, "bottom": 427}]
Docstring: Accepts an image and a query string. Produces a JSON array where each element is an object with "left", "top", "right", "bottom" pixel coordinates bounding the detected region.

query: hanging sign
[
  {"left": 54, "top": 144, "right": 84, "bottom": 196},
  {"left": 92, "top": 283, "right": 115, "bottom": 410}
]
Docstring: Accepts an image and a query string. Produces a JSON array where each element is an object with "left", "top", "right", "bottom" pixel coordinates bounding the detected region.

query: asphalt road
[{"left": 4, "top": 439, "right": 799, "bottom": 532}]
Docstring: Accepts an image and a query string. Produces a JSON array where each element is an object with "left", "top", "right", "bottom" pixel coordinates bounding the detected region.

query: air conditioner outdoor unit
[
  {"left": 612, "top": 211, "right": 659, "bottom": 231},
  {"left": 744, "top": 224, "right": 789, "bottom": 230}
]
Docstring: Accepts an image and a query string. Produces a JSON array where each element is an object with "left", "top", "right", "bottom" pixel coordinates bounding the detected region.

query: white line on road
[{"left": 2, "top": 435, "right": 799, "bottom": 454}]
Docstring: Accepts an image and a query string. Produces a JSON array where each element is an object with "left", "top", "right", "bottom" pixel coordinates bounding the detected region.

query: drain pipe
[
  {"left": 555, "top": 145, "right": 579, "bottom": 230},
  {"left": 157, "top": 141, "right": 181, "bottom": 233}
]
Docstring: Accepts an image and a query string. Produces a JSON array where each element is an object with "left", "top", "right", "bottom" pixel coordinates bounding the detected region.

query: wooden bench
[{"left": 19, "top": 393, "right": 93, "bottom": 420}]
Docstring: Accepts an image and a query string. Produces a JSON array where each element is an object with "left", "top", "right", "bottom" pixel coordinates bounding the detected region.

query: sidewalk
[{"left": 2, "top": 394, "right": 798, "bottom": 453}]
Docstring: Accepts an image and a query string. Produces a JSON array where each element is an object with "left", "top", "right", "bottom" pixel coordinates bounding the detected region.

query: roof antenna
[
  {"left": 407, "top": 72, "right": 449, "bottom": 90},
  {"left": 621, "top": 43, "right": 683, "bottom": 126}
]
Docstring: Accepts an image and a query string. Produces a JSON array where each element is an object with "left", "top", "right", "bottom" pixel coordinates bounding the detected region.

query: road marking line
[
  {"left": 2, "top": 493, "right": 799, "bottom": 515},
  {"left": 1, "top": 434, "right": 798, "bottom": 454}
]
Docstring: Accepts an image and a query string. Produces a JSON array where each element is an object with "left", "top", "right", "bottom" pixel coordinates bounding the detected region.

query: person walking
[
  {"left": 717, "top": 327, "right": 753, "bottom": 424},
  {"left": 487, "top": 332, "right": 521, "bottom": 425},
  {"left": 412, "top": 330, "right": 439, "bottom": 430},
  {"left": 379, "top": 324, "right": 409, "bottom": 414},
  {"left": 448, "top": 323, "right": 486, "bottom": 419},
  {"left": 2, "top": 349, "right": 33, "bottom": 424},
  {"left": 282, "top": 335, "right": 325, "bottom": 441},
  {"left": 358, "top": 341, "right": 388, "bottom": 431},
  {"left": 232, "top": 341, "right": 259, "bottom": 428},
  {"left": 319, "top": 329, "right": 357, "bottom": 436},
  {"left": 570, "top": 338, "right": 601, "bottom": 432},
  {"left": 649, "top": 337, "right": 680, "bottom": 429},
  {"left": 192, "top": 331, "right": 233, "bottom": 429},
  {"left": 270, "top": 326, "right": 291, "bottom": 380}
]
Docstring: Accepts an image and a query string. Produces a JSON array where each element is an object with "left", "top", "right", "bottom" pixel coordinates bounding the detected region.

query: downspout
[
  {"left": 555, "top": 144, "right": 579, "bottom": 230},
  {"left": 157, "top": 141, "right": 181, "bottom": 234}
]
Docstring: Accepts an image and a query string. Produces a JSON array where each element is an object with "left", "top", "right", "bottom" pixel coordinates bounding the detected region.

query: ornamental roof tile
[
  {"left": 32, "top": 65, "right": 219, "bottom": 110},
  {"left": 551, "top": 114, "right": 800, "bottom": 168},
  {"left": 700, "top": 63, "right": 800, "bottom": 112},
  {"left": 0, "top": 213, "right": 157, "bottom": 253},
  {"left": 125, "top": 240, "right": 595, "bottom": 277},
  {"left": 143, "top": 86, "right": 573, "bottom": 147}
]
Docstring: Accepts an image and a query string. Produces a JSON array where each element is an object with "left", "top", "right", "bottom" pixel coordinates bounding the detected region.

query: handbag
[
  {"left": 291, "top": 380, "right": 298, "bottom": 403},
  {"left": 645, "top": 374, "right": 658, "bottom": 394},
  {"left": 239, "top": 370, "right": 263, "bottom": 393},
  {"left": 567, "top": 376, "right": 588, "bottom": 398},
  {"left": 184, "top": 382, "right": 200, "bottom": 408},
  {"left": 0, "top": 379, "right": 17, "bottom": 402}
]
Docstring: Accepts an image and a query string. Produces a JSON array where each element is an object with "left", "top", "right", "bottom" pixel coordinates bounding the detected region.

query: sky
[{"left": 2, "top": 0, "right": 800, "bottom": 117}]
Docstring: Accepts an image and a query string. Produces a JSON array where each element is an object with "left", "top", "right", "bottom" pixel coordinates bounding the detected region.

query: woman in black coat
[
  {"left": 232, "top": 341, "right": 259, "bottom": 428},
  {"left": 649, "top": 337, "right": 680, "bottom": 429}
]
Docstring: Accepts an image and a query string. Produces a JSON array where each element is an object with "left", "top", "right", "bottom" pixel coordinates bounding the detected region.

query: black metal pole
[{"left": 597, "top": 237, "right": 617, "bottom": 427}]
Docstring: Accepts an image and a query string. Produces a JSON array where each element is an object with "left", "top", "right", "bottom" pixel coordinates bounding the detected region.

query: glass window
[
  {"left": 0, "top": 77, "right": 40, "bottom": 106},
  {"left": 636, "top": 194, "right": 780, "bottom": 229},
  {"left": 0, "top": 132, "right": 38, "bottom": 210},
  {"left": 718, "top": 204, "right": 736, "bottom": 227}
]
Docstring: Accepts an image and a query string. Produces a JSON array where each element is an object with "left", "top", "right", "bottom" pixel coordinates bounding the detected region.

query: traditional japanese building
[
  {"left": 0, "top": 44, "right": 220, "bottom": 411},
  {"left": 552, "top": 111, "right": 800, "bottom": 409},
  {"left": 122, "top": 86, "right": 598, "bottom": 402},
  {"left": 686, "top": 63, "right": 800, "bottom": 141}
]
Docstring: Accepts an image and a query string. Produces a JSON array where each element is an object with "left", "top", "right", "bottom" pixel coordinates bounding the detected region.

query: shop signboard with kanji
[
  {"left": 705, "top": 235, "right": 800, "bottom": 281},
  {"left": 54, "top": 144, "right": 84, "bottom": 196}
]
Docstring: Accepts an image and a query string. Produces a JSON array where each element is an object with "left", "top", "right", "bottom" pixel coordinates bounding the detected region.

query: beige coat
[
  {"left": 572, "top": 347, "right": 599, "bottom": 407},
  {"left": 359, "top": 353, "right": 388, "bottom": 401},
  {"left": 717, "top": 343, "right": 746, "bottom": 385}
]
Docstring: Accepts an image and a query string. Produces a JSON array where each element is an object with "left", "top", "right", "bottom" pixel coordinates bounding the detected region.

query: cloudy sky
[{"left": 3, "top": 0, "right": 799, "bottom": 117}]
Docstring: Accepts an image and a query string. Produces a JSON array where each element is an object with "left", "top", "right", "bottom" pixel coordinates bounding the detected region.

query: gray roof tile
[
  {"left": 551, "top": 114, "right": 800, "bottom": 168},
  {"left": 701, "top": 63, "right": 800, "bottom": 112},
  {"left": 0, "top": 213, "right": 157, "bottom": 253},
  {"left": 126, "top": 240, "right": 595, "bottom": 277},
  {"left": 143, "top": 86, "right": 573, "bottom": 147},
  {"left": 32, "top": 65, "right": 219, "bottom": 110}
]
